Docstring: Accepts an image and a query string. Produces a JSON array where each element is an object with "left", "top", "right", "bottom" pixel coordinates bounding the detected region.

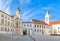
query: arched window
[{"left": 5, "top": 28, "right": 7, "bottom": 31}]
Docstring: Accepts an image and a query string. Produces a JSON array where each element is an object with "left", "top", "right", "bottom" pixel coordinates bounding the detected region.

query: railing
[{"left": 28, "top": 35, "right": 36, "bottom": 41}]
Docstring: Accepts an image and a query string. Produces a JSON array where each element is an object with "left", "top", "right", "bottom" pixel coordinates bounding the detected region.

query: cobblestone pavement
[
  {"left": 0, "top": 34, "right": 33, "bottom": 41},
  {"left": 31, "top": 34, "right": 60, "bottom": 41},
  {"left": 0, "top": 34, "right": 60, "bottom": 41}
]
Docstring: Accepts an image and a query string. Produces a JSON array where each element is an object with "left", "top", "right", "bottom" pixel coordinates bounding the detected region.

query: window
[
  {"left": 37, "top": 29, "right": 39, "bottom": 32},
  {"left": 24, "top": 24, "right": 26, "bottom": 27},
  {"left": 5, "top": 15, "right": 7, "bottom": 18},
  {"left": 37, "top": 25, "right": 39, "bottom": 27},
  {"left": 1, "top": 19, "right": 4, "bottom": 23},
  {"left": 7, "top": 28, "right": 9, "bottom": 32},
  {"left": 8, "top": 17, "right": 10, "bottom": 20},
  {"left": 42, "top": 25, "right": 43, "bottom": 28},
  {"left": 16, "top": 16, "right": 19, "bottom": 19},
  {"left": 11, "top": 29, "right": 12, "bottom": 31},
  {"left": 35, "top": 29, "right": 36, "bottom": 32},
  {"left": 58, "top": 27, "right": 60, "bottom": 29},
  {"left": 8, "top": 22, "right": 9, "bottom": 25},
  {"left": 16, "top": 23, "right": 18, "bottom": 25},
  {"left": 16, "top": 23, "right": 18, "bottom": 27},
  {"left": 1, "top": 27, "right": 3, "bottom": 31},
  {"left": 40, "top": 29, "right": 41, "bottom": 32},
  {"left": 40, "top": 25, "right": 41, "bottom": 28},
  {"left": 58, "top": 31, "right": 60, "bottom": 33},
  {"left": 44, "top": 26, "right": 45, "bottom": 29},
  {"left": 11, "top": 23, "right": 12, "bottom": 26},
  {"left": 35, "top": 25, "right": 36, "bottom": 27},
  {"left": 5, "top": 28, "right": 7, "bottom": 31},
  {"left": 27, "top": 24, "right": 29, "bottom": 27},
  {"left": 13, "top": 24, "right": 14, "bottom": 27},
  {"left": 30, "top": 24, "right": 32, "bottom": 27},
  {"left": 1, "top": 14, "right": 4, "bottom": 17},
  {"left": 13, "top": 29, "right": 14, "bottom": 31},
  {"left": 16, "top": 17, "right": 19, "bottom": 19}
]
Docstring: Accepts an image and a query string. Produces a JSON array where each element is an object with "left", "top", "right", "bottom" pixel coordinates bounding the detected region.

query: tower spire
[
  {"left": 45, "top": 10, "right": 51, "bottom": 24},
  {"left": 46, "top": 10, "right": 50, "bottom": 15},
  {"left": 16, "top": 7, "right": 20, "bottom": 15},
  {"left": 16, "top": 7, "right": 20, "bottom": 11}
]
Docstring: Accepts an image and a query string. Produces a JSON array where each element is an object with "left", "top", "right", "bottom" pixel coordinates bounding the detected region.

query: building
[
  {"left": 0, "top": 9, "right": 53, "bottom": 35},
  {"left": 22, "top": 20, "right": 51, "bottom": 35},
  {"left": 0, "top": 8, "right": 60, "bottom": 35},
  {"left": 22, "top": 11, "right": 51, "bottom": 35},
  {"left": 50, "top": 21, "right": 60, "bottom": 34},
  {"left": 0, "top": 8, "right": 22, "bottom": 34},
  {"left": 22, "top": 10, "right": 60, "bottom": 35}
]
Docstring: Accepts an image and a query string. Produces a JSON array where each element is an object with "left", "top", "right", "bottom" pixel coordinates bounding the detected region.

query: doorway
[{"left": 23, "top": 29, "right": 27, "bottom": 35}]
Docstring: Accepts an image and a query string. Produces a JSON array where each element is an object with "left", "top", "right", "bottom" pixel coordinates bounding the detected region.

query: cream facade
[{"left": 0, "top": 8, "right": 22, "bottom": 34}]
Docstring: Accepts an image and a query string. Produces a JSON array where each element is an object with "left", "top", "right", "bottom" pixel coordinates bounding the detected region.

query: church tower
[
  {"left": 45, "top": 10, "right": 51, "bottom": 25},
  {"left": 14, "top": 8, "right": 23, "bottom": 35},
  {"left": 15, "top": 8, "right": 21, "bottom": 19}
]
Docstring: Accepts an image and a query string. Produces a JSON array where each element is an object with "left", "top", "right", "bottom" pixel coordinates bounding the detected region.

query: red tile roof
[
  {"left": 23, "top": 22, "right": 33, "bottom": 24},
  {"left": 50, "top": 20, "right": 60, "bottom": 25},
  {"left": 10, "top": 15, "right": 15, "bottom": 18},
  {"left": 23, "top": 19, "right": 49, "bottom": 26},
  {"left": 32, "top": 19, "right": 49, "bottom": 25}
]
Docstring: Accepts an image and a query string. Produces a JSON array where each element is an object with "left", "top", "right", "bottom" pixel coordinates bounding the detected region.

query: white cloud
[
  {"left": 0, "top": 0, "right": 12, "bottom": 14},
  {"left": 20, "top": 0, "right": 31, "bottom": 5},
  {"left": 5, "top": 7, "right": 11, "bottom": 14},
  {"left": 22, "top": 8, "right": 45, "bottom": 21},
  {"left": 41, "top": 6, "right": 56, "bottom": 11},
  {"left": 22, "top": 9, "right": 32, "bottom": 16},
  {"left": 22, "top": 7, "right": 36, "bottom": 16},
  {"left": 0, "top": 0, "right": 5, "bottom": 10}
]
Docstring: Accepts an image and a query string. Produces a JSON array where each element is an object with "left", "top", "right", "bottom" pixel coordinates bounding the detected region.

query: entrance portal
[{"left": 23, "top": 29, "right": 27, "bottom": 35}]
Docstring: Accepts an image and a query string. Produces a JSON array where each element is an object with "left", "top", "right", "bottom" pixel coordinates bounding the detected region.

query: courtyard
[{"left": 0, "top": 34, "right": 60, "bottom": 41}]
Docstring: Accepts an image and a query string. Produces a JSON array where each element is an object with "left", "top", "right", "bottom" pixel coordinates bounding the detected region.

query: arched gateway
[{"left": 22, "top": 28, "right": 32, "bottom": 35}]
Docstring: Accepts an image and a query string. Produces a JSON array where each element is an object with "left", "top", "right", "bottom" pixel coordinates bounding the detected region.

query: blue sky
[{"left": 0, "top": 0, "right": 60, "bottom": 22}]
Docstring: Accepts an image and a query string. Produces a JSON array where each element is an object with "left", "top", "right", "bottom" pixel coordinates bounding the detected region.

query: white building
[
  {"left": 21, "top": 10, "right": 52, "bottom": 35},
  {"left": 50, "top": 21, "right": 60, "bottom": 34},
  {"left": 22, "top": 22, "right": 34, "bottom": 35},
  {"left": 22, "top": 10, "right": 60, "bottom": 35},
  {"left": 22, "top": 19, "right": 51, "bottom": 35}
]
